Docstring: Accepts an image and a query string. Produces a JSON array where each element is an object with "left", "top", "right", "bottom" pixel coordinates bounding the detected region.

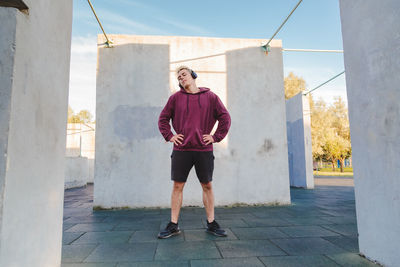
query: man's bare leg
[
  {"left": 201, "top": 181, "right": 215, "bottom": 223},
  {"left": 171, "top": 181, "right": 185, "bottom": 223}
]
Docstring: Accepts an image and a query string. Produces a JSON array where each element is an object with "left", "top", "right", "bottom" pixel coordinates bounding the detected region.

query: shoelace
[
  {"left": 166, "top": 222, "right": 177, "bottom": 230},
  {"left": 208, "top": 221, "right": 220, "bottom": 230}
]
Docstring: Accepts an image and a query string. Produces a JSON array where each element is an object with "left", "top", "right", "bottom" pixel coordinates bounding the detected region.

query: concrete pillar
[
  {"left": 286, "top": 93, "right": 314, "bottom": 188},
  {"left": 0, "top": 1, "right": 73, "bottom": 266},
  {"left": 65, "top": 157, "right": 89, "bottom": 189},
  {"left": 94, "top": 43, "right": 172, "bottom": 208},
  {"left": 225, "top": 46, "right": 291, "bottom": 204},
  {"left": 339, "top": 0, "right": 400, "bottom": 266}
]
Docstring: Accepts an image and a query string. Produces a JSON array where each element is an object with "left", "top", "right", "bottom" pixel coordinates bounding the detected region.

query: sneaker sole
[
  {"left": 206, "top": 229, "right": 227, "bottom": 237},
  {"left": 157, "top": 230, "right": 181, "bottom": 239}
]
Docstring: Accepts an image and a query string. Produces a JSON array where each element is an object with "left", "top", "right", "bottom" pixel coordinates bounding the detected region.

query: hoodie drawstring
[
  {"left": 185, "top": 93, "right": 202, "bottom": 115},
  {"left": 186, "top": 94, "right": 189, "bottom": 114},
  {"left": 198, "top": 94, "right": 201, "bottom": 108}
]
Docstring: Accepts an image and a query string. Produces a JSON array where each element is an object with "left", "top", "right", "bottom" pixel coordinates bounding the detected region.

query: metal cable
[
  {"left": 262, "top": 0, "right": 303, "bottom": 52},
  {"left": 87, "top": 0, "right": 113, "bottom": 47},
  {"left": 303, "top": 71, "right": 345, "bottom": 95}
]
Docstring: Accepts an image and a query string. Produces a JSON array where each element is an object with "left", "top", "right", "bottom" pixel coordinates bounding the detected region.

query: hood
[
  {"left": 179, "top": 87, "right": 210, "bottom": 115},
  {"left": 179, "top": 87, "right": 210, "bottom": 95}
]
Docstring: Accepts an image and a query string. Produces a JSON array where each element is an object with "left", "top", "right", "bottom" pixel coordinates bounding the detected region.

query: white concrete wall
[
  {"left": 66, "top": 123, "right": 96, "bottom": 159},
  {"left": 66, "top": 123, "right": 95, "bottom": 183},
  {"left": 225, "top": 46, "right": 291, "bottom": 204},
  {"left": 0, "top": 6, "right": 17, "bottom": 243},
  {"left": 94, "top": 35, "right": 290, "bottom": 208},
  {"left": 339, "top": 1, "right": 400, "bottom": 266},
  {"left": 0, "top": 1, "right": 73, "bottom": 266},
  {"left": 65, "top": 157, "right": 89, "bottom": 189},
  {"left": 286, "top": 93, "right": 314, "bottom": 188},
  {"left": 94, "top": 43, "right": 172, "bottom": 208}
]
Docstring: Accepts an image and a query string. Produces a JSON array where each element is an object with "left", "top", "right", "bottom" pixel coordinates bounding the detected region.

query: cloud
[
  {"left": 96, "top": 9, "right": 169, "bottom": 35},
  {"left": 68, "top": 36, "right": 97, "bottom": 116},
  {"left": 112, "top": 0, "right": 213, "bottom": 36}
]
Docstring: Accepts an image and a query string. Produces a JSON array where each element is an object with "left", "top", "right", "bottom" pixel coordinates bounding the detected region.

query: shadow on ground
[{"left": 62, "top": 179, "right": 378, "bottom": 266}]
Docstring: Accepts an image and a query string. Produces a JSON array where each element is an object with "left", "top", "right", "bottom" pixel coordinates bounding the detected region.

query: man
[{"left": 157, "top": 66, "right": 231, "bottom": 239}]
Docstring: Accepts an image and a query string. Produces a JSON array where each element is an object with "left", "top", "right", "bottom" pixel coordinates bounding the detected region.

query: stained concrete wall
[
  {"left": 225, "top": 46, "right": 291, "bottom": 204},
  {"left": 94, "top": 35, "right": 290, "bottom": 208},
  {"left": 286, "top": 93, "right": 314, "bottom": 188},
  {"left": 339, "top": 0, "right": 400, "bottom": 266},
  {"left": 0, "top": 1, "right": 73, "bottom": 266}
]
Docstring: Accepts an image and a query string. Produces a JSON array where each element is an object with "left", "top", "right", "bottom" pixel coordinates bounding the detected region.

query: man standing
[{"left": 158, "top": 66, "right": 231, "bottom": 238}]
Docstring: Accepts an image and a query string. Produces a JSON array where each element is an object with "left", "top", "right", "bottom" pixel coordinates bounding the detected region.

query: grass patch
[{"left": 314, "top": 171, "right": 353, "bottom": 177}]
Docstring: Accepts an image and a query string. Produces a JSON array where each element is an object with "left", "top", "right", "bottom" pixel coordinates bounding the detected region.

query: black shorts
[{"left": 171, "top": 150, "right": 214, "bottom": 184}]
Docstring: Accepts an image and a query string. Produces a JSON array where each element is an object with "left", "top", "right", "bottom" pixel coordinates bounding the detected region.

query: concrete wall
[
  {"left": 65, "top": 157, "right": 89, "bottom": 189},
  {"left": 66, "top": 123, "right": 96, "bottom": 159},
  {"left": 225, "top": 46, "right": 291, "bottom": 204},
  {"left": 286, "top": 93, "right": 314, "bottom": 188},
  {"left": 0, "top": 1, "right": 73, "bottom": 266},
  {"left": 94, "top": 35, "right": 290, "bottom": 208},
  {"left": 66, "top": 123, "right": 95, "bottom": 183},
  {"left": 339, "top": 1, "right": 400, "bottom": 266},
  {"left": 0, "top": 6, "right": 17, "bottom": 244}
]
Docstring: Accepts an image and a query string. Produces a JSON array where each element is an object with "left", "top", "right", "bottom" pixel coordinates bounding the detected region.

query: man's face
[{"left": 177, "top": 69, "right": 194, "bottom": 88}]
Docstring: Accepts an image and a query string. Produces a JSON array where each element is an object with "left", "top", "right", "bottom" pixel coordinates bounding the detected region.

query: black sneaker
[
  {"left": 158, "top": 222, "right": 181, "bottom": 239},
  {"left": 206, "top": 220, "right": 227, "bottom": 237}
]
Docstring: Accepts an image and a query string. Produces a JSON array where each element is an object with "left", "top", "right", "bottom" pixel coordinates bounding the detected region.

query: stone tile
[
  {"left": 114, "top": 220, "right": 161, "bottom": 231},
  {"left": 62, "top": 263, "right": 116, "bottom": 267},
  {"left": 173, "top": 219, "right": 204, "bottom": 230},
  {"left": 215, "top": 239, "right": 286, "bottom": 258},
  {"left": 283, "top": 210, "right": 332, "bottom": 217},
  {"left": 282, "top": 217, "right": 335, "bottom": 226},
  {"left": 326, "top": 253, "right": 379, "bottom": 266},
  {"left": 270, "top": 237, "right": 347, "bottom": 255},
  {"left": 259, "top": 255, "right": 339, "bottom": 266},
  {"left": 215, "top": 213, "right": 257, "bottom": 220},
  {"left": 64, "top": 216, "right": 107, "bottom": 224},
  {"left": 84, "top": 243, "right": 157, "bottom": 262},
  {"left": 277, "top": 225, "right": 340, "bottom": 237},
  {"left": 63, "top": 223, "right": 77, "bottom": 231},
  {"left": 66, "top": 223, "right": 117, "bottom": 232},
  {"left": 243, "top": 218, "right": 292, "bottom": 227},
  {"left": 72, "top": 231, "right": 134, "bottom": 244},
  {"left": 129, "top": 230, "right": 184, "bottom": 243},
  {"left": 321, "top": 224, "right": 359, "bottom": 236},
  {"left": 191, "top": 257, "right": 265, "bottom": 267},
  {"left": 63, "top": 232, "right": 85, "bottom": 245},
  {"left": 117, "top": 261, "right": 189, "bottom": 267},
  {"left": 323, "top": 236, "right": 359, "bottom": 253},
  {"left": 184, "top": 229, "right": 238, "bottom": 241},
  {"left": 62, "top": 244, "right": 98, "bottom": 263},
  {"left": 204, "top": 219, "right": 249, "bottom": 227},
  {"left": 231, "top": 227, "right": 288, "bottom": 239},
  {"left": 320, "top": 216, "right": 357, "bottom": 224},
  {"left": 155, "top": 241, "right": 221, "bottom": 261}
]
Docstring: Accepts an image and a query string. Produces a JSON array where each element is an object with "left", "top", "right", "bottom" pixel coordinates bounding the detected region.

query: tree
[
  {"left": 284, "top": 72, "right": 306, "bottom": 100},
  {"left": 323, "top": 130, "right": 351, "bottom": 172},
  {"left": 77, "top": 110, "right": 93, "bottom": 123},
  {"left": 310, "top": 96, "right": 352, "bottom": 172},
  {"left": 67, "top": 107, "right": 94, "bottom": 123}
]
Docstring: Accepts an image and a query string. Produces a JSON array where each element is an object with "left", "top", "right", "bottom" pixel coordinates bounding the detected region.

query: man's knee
[
  {"left": 201, "top": 181, "right": 212, "bottom": 191},
  {"left": 173, "top": 181, "right": 185, "bottom": 192}
]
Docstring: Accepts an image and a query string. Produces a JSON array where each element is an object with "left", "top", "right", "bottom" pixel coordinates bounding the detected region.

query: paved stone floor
[{"left": 62, "top": 182, "right": 379, "bottom": 266}]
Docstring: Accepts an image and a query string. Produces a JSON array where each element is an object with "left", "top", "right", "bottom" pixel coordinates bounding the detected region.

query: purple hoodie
[{"left": 158, "top": 87, "right": 231, "bottom": 151}]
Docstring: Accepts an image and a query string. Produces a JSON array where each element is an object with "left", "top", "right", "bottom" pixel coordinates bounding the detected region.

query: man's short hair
[{"left": 175, "top": 65, "right": 192, "bottom": 76}]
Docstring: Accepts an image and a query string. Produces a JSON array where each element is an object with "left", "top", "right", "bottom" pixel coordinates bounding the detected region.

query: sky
[{"left": 69, "top": 0, "right": 346, "bottom": 116}]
